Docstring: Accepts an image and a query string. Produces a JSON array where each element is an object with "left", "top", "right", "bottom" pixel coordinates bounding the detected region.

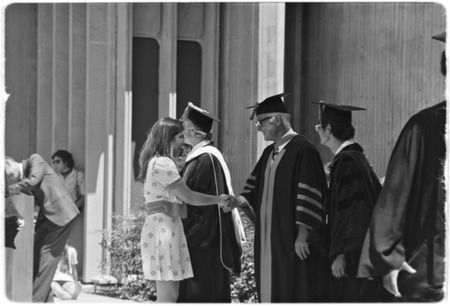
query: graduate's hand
[
  {"left": 382, "top": 262, "right": 416, "bottom": 297},
  {"left": 229, "top": 195, "right": 240, "bottom": 210},
  {"left": 220, "top": 194, "right": 233, "bottom": 213},
  {"left": 295, "top": 226, "right": 310, "bottom": 260},
  {"left": 331, "top": 254, "right": 348, "bottom": 278},
  {"left": 218, "top": 194, "right": 230, "bottom": 208}
]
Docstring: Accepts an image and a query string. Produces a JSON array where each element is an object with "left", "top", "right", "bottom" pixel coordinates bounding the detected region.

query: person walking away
[{"left": 357, "top": 31, "right": 446, "bottom": 302}]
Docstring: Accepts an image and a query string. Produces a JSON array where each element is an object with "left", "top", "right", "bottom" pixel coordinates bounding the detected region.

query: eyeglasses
[
  {"left": 315, "top": 124, "right": 321, "bottom": 132},
  {"left": 52, "top": 159, "right": 62, "bottom": 164},
  {"left": 255, "top": 116, "right": 273, "bottom": 128},
  {"left": 182, "top": 123, "right": 206, "bottom": 137}
]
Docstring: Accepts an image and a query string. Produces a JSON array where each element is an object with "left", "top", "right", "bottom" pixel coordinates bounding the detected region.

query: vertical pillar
[
  {"left": 256, "top": 3, "right": 285, "bottom": 154},
  {"left": 114, "top": 3, "right": 132, "bottom": 217},
  {"left": 84, "top": 3, "right": 116, "bottom": 281},
  {"left": 220, "top": 3, "right": 285, "bottom": 190},
  {"left": 220, "top": 3, "right": 259, "bottom": 190},
  {"left": 159, "top": 3, "right": 177, "bottom": 118},
  {"left": 5, "top": 195, "right": 34, "bottom": 302}
]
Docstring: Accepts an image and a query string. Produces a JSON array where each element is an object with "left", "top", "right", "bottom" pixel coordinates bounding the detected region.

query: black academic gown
[
  {"left": 326, "top": 143, "right": 382, "bottom": 302},
  {"left": 240, "top": 135, "right": 329, "bottom": 302},
  {"left": 358, "top": 101, "right": 446, "bottom": 302},
  {"left": 177, "top": 145, "right": 241, "bottom": 303}
]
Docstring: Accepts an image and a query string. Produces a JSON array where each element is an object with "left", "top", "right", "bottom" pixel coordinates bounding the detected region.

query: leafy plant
[
  {"left": 230, "top": 215, "right": 258, "bottom": 302},
  {"left": 100, "top": 203, "right": 156, "bottom": 302}
]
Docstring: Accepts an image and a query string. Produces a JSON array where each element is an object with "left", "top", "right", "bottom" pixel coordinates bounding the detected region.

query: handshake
[{"left": 218, "top": 194, "right": 241, "bottom": 212}]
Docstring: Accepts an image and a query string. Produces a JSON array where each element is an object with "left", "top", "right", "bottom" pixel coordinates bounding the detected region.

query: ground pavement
[{"left": 54, "top": 284, "right": 140, "bottom": 304}]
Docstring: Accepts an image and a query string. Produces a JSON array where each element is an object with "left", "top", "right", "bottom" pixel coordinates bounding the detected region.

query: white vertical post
[{"left": 256, "top": 3, "right": 286, "bottom": 156}]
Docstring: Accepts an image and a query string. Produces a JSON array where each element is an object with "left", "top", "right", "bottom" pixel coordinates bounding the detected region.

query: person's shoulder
[
  {"left": 291, "top": 134, "right": 312, "bottom": 145},
  {"left": 29, "top": 153, "right": 44, "bottom": 161},
  {"left": 154, "top": 155, "right": 171, "bottom": 163},
  {"left": 402, "top": 101, "right": 446, "bottom": 134},
  {"left": 409, "top": 101, "right": 446, "bottom": 122},
  {"left": 153, "top": 156, "right": 177, "bottom": 169},
  {"left": 28, "top": 154, "right": 48, "bottom": 166},
  {"left": 290, "top": 134, "right": 318, "bottom": 151},
  {"left": 333, "top": 151, "right": 360, "bottom": 169}
]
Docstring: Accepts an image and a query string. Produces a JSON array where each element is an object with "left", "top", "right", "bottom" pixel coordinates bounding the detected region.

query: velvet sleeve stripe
[
  {"left": 296, "top": 206, "right": 322, "bottom": 221},
  {"left": 298, "top": 183, "right": 322, "bottom": 199},
  {"left": 297, "top": 194, "right": 322, "bottom": 209},
  {"left": 296, "top": 182, "right": 324, "bottom": 228},
  {"left": 297, "top": 183, "right": 323, "bottom": 209},
  {"left": 242, "top": 175, "right": 256, "bottom": 192}
]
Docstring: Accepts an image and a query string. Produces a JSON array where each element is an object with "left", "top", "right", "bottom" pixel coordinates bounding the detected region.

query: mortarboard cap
[
  {"left": 313, "top": 101, "right": 366, "bottom": 128},
  {"left": 432, "top": 31, "right": 446, "bottom": 43},
  {"left": 247, "top": 93, "right": 290, "bottom": 120},
  {"left": 181, "top": 102, "right": 220, "bottom": 133}
]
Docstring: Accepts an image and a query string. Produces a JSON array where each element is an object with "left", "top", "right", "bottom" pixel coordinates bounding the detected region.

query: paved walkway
[
  {"left": 54, "top": 284, "right": 140, "bottom": 304},
  {"left": 55, "top": 292, "right": 139, "bottom": 303}
]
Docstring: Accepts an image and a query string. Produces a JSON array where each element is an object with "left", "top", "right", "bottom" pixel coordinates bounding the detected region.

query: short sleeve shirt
[{"left": 144, "top": 156, "right": 183, "bottom": 204}]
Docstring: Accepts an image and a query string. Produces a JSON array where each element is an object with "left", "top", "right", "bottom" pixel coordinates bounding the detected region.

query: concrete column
[
  {"left": 219, "top": 3, "right": 286, "bottom": 190},
  {"left": 114, "top": 3, "right": 133, "bottom": 217},
  {"left": 256, "top": 3, "right": 286, "bottom": 155},
  {"left": 84, "top": 3, "right": 116, "bottom": 281},
  {"left": 159, "top": 3, "right": 177, "bottom": 118}
]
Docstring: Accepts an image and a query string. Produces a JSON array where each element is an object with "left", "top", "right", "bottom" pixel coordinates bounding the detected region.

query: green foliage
[
  {"left": 230, "top": 215, "right": 258, "bottom": 302},
  {"left": 100, "top": 203, "right": 156, "bottom": 302},
  {"left": 100, "top": 204, "right": 258, "bottom": 302}
]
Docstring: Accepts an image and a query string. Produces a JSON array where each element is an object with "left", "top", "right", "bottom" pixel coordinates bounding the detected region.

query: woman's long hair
[{"left": 137, "top": 117, "right": 183, "bottom": 183}]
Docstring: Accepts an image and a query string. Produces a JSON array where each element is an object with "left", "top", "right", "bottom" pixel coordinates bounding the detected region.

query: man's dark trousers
[{"left": 32, "top": 215, "right": 78, "bottom": 302}]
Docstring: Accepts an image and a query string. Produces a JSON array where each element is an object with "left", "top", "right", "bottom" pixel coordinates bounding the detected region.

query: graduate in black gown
[
  {"left": 177, "top": 103, "right": 243, "bottom": 303},
  {"left": 357, "top": 32, "right": 446, "bottom": 302},
  {"left": 314, "top": 102, "right": 382, "bottom": 302},
  {"left": 233, "top": 94, "right": 329, "bottom": 302}
]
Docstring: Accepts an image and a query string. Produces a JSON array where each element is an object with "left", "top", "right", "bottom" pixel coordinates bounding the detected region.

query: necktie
[
  {"left": 272, "top": 146, "right": 280, "bottom": 160},
  {"left": 272, "top": 134, "right": 297, "bottom": 160}
]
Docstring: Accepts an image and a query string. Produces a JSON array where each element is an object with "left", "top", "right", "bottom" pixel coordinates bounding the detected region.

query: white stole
[{"left": 185, "top": 144, "right": 246, "bottom": 244}]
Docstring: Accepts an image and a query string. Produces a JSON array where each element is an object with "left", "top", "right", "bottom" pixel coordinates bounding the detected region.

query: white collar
[
  {"left": 187, "top": 140, "right": 211, "bottom": 159},
  {"left": 276, "top": 128, "right": 296, "bottom": 150},
  {"left": 335, "top": 139, "right": 355, "bottom": 155}
]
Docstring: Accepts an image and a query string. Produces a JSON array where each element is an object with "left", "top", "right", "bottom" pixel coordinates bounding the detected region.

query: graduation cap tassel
[{"left": 247, "top": 103, "right": 260, "bottom": 120}]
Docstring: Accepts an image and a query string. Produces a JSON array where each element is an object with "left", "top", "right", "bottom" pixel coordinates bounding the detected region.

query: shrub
[
  {"left": 100, "top": 203, "right": 156, "bottom": 302},
  {"left": 100, "top": 204, "right": 257, "bottom": 302},
  {"left": 230, "top": 214, "right": 258, "bottom": 302}
]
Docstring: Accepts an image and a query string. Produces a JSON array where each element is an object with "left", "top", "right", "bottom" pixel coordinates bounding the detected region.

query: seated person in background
[
  {"left": 52, "top": 150, "right": 85, "bottom": 210},
  {"left": 51, "top": 243, "right": 82, "bottom": 300}
]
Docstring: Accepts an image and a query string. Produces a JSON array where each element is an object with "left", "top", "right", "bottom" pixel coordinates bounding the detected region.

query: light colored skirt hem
[{"left": 143, "top": 274, "right": 194, "bottom": 282}]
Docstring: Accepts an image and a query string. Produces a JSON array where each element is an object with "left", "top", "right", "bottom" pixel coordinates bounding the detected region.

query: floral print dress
[{"left": 140, "top": 156, "right": 193, "bottom": 281}]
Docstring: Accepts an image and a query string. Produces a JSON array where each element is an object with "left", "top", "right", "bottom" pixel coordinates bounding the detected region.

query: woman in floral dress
[{"left": 138, "top": 117, "right": 229, "bottom": 302}]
